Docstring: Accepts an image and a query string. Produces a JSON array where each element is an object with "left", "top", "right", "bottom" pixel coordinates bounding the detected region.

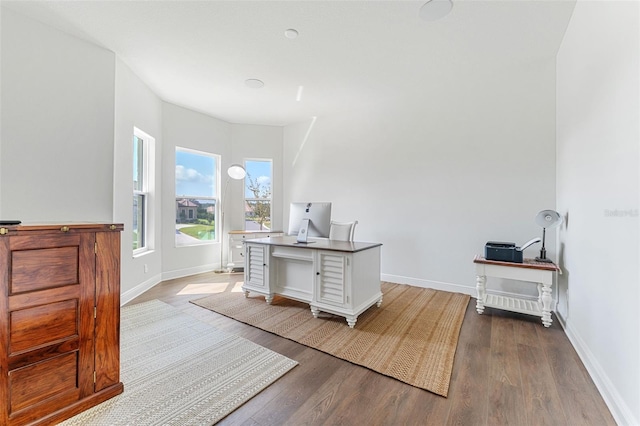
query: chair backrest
[{"left": 329, "top": 220, "right": 358, "bottom": 242}]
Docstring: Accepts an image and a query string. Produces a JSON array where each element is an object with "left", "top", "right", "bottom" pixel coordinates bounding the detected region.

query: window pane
[
  {"left": 175, "top": 197, "right": 217, "bottom": 244},
  {"left": 176, "top": 149, "right": 217, "bottom": 198},
  {"left": 245, "top": 200, "right": 271, "bottom": 231},
  {"left": 133, "top": 128, "right": 154, "bottom": 254},
  {"left": 175, "top": 148, "right": 219, "bottom": 247},
  {"left": 133, "top": 136, "right": 143, "bottom": 191},
  {"left": 244, "top": 160, "right": 272, "bottom": 199},
  {"left": 133, "top": 194, "right": 145, "bottom": 250},
  {"left": 244, "top": 160, "right": 272, "bottom": 231}
]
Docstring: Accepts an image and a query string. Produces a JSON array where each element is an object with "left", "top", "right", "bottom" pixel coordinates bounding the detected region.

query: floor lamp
[{"left": 215, "top": 164, "right": 246, "bottom": 273}]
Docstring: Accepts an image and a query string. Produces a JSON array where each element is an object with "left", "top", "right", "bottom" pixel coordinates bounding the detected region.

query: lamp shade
[
  {"left": 227, "top": 164, "right": 246, "bottom": 180},
  {"left": 535, "top": 210, "right": 563, "bottom": 229}
]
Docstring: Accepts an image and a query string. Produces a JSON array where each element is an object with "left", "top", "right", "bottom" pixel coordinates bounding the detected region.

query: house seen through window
[{"left": 175, "top": 147, "right": 219, "bottom": 246}]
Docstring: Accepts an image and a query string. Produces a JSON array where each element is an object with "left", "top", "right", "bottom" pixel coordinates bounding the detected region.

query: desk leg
[
  {"left": 537, "top": 283, "right": 542, "bottom": 304},
  {"left": 540, "top": 282, "right": 553, "bottom": 327},
  {"left": 476, "top": 275, "right": 486, "bottom": 314},
  {"left": 346, "top": 315, "right": 357, "bottom": 329},
  {"left": 310, "top": 306, "right": 320, "bottom": 318}
]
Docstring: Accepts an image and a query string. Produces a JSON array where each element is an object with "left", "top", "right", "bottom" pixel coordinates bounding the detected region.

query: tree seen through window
[{"left": 244, "top": 160, "right": 272, "bottom": 231}]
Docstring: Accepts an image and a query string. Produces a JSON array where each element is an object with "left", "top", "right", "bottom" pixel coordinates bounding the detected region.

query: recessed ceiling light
[
  {"left": 284, "top": 29, "right": 299, "bottom": 39},
  {"left": 245, "top": 79, "right": 264, "bottom": 89},
  {"left": 419, "top": 0, "right": 453, "bottom": 21},
  {"left": 296, "top": 85, "right": 304, "bottom": 102}
]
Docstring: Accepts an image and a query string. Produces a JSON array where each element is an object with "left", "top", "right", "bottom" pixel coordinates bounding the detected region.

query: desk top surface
[
  {"left": 473, "top": 255, "right": 559, "bottom": 271},
  {"left": 245, "top": 235, "right": 382, "bottom": 253}
]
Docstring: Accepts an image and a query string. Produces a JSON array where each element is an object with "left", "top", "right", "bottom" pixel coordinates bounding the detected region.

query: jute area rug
[
  {"left": 192, "top": 282, "right": 469, "bottom": 397},
  {"left": 60, "top": 300, "right": 297, "bottom": 426}
]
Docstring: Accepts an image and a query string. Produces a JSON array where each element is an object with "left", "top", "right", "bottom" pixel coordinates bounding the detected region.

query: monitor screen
[{"left": 288, "top": 202, "right": 332, "bottom": 238}]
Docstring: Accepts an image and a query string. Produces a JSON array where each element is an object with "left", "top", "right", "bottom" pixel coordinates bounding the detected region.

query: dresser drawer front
[
  {"left": 10, "top": 299, "right": 79, "bottom": 355},
  {"left": 11, "top": 245, "right": 80, "bottom": 294},
  {"left": 9, "top": 352, "right": 79, "bottom": 414}
]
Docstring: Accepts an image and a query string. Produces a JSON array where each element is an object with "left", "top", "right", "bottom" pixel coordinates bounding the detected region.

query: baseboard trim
[
  {"left": 381, "top": 273, "right": 475, "bottom": 296},
  {"left": 161, "top": 263, "right": 216, "bottom": 282},
  {"left": 562, "top": 321, "right": 636, "bottom": 426},
  {"left": 121, "top": 264, "right": 217, "bottom": 306},
  {"left": 121, "top": 274, "right": 162, "bottom": 306}
]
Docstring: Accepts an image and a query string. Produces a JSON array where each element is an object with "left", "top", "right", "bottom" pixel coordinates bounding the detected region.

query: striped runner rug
[
  {"left": 192, "top": 282, "right": 469, "bottom": 397},
  {"left": 60, "top": 300, "right": 297, "bottom": 425}
]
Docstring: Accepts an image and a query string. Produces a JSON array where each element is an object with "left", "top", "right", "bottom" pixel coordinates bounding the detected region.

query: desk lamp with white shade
[{"left": 534, "top": 210, "right": 562, "bottom": 263}]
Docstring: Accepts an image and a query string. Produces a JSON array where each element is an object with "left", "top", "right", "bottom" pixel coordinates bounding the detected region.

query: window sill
[
  {"left": 133, "top": 249, "right": 155, "bottom": 259},
  {"left": 175, "top": 241, "right": 218, "bottom": 248}
]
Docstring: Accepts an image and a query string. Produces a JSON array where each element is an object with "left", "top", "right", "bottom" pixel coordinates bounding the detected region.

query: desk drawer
[{"left": 272, "top": 246, "right": 313, "bottom": 261}]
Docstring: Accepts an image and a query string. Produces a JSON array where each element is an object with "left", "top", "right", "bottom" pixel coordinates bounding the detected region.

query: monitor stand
[{"left": 295, "top": 219, "right": 315, "bottom": 244}]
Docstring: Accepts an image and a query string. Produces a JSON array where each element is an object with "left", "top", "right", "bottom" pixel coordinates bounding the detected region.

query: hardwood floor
[{"left": 127, "top": 272, "right": 615, "bottom": 426}]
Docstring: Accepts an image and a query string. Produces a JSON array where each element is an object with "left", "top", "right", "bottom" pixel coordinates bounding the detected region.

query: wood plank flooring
[{"left": 127, "top": 272, "right": 615, "bottom": 425}]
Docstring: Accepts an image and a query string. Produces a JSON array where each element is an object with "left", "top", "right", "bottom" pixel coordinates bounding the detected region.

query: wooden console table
[{"left": 473, "top": 255, "right": 560, "bottom": 327}]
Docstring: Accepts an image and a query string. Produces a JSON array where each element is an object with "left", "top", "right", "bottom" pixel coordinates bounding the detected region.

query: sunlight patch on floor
[{"left": 177, "top": 281, "right": 245, "bottom": 295}]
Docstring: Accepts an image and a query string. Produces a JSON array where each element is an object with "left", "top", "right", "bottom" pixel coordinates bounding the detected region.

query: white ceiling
[{"left": 3, "top": 0, "right": 576, "bottom": 126}]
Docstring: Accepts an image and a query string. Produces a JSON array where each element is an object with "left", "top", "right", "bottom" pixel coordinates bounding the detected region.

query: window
[
  {"left": 175, "top": 147, "right": 219, "bottom": 246},
  {"left": 133, "top": 128, "right": 154, "bottom": 254},
  {"left": 244, "top": 159, "right": 272, "bottom": 231}
]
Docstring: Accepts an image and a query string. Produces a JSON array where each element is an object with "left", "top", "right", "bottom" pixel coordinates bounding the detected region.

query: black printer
[{"left": 484, "top": 238, "right": 541, "bottom": 263}]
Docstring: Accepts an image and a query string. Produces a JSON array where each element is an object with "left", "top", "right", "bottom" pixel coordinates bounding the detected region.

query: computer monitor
[{"left": 288, "top": 202, "right": 332, "bottom": 242}]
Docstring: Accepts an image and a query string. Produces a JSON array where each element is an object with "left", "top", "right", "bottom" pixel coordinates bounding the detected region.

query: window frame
[
  {"left": 133, "top": 127, "right": 153, "bottom": 256},
  {"left": 175, "top": 147, "right": 220, "bottom": 247},
  {"left": 243, "top": 158, "right": 273, "bottom": 232}
]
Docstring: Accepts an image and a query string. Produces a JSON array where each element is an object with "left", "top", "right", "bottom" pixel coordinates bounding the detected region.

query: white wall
[
  {"left": 284, "top": 60, "right": 558, "bottom": 297},
  {"left": 114, "top": 59, "right": 163, "bottom": 301},
  {"left": 556, "top": 1, "right": 639, "bottom": 425},
  {"left": 160, "top": 104, "right": 285, "bottom": 280},
  {"left": 161, "top": 103, "right": 232, "bottom": 278},
  {"left": 0, "top": 8, "right": 287, "bottom": 297},
  {"left": 0, "top": 5, "right": 4, "bottom": 216},
  {"left": 1, "top": 8, "right": 115, "bottom": 222}
]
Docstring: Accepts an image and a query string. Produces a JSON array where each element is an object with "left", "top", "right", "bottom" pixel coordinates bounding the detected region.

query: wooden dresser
[{"left": 0, "top": 223, "right": 124, "bottom": 425}]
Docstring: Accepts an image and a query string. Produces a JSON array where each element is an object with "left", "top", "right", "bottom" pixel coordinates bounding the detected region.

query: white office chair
[{"left": 329, "top": 220, "right": 358, "bottom": 242}]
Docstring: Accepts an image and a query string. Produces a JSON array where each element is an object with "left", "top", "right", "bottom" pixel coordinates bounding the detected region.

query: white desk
[
  {"left": 243, "top": 236, "right": 383, "bottom": 328},
  {"left": 473, "top": 255, "right": 560, "bottom": 327}
]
